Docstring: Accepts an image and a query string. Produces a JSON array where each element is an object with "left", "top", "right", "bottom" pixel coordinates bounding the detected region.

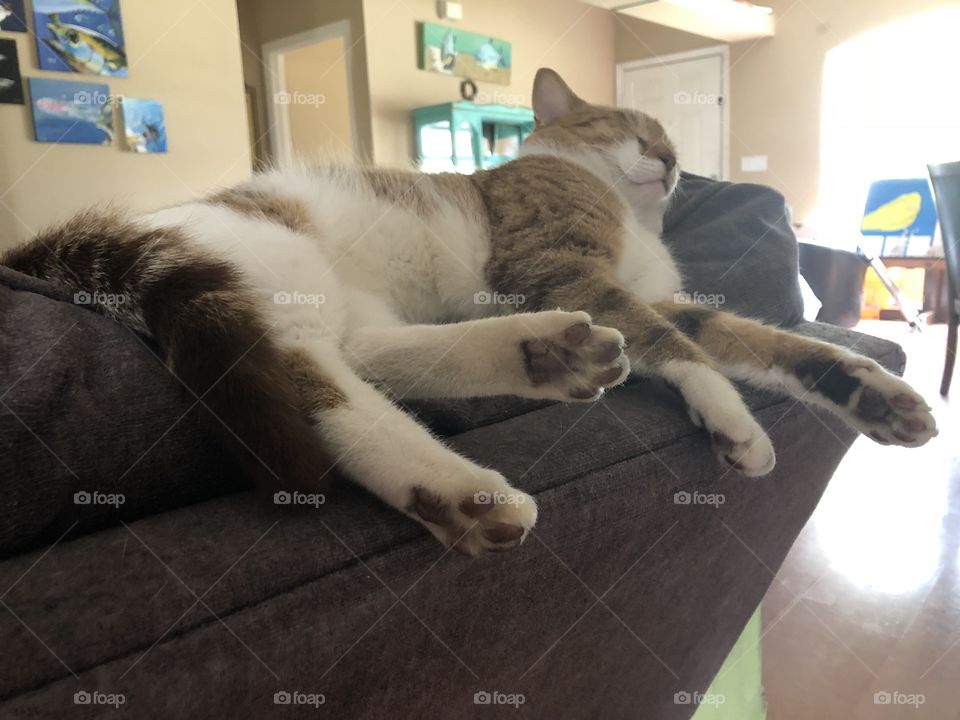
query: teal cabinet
[{"left": 412, "top": 102, "right": 535, "bottom": 174}]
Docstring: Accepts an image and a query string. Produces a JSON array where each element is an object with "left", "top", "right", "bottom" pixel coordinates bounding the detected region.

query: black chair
[{"left": 927, "top": 161, "right": 960, "bottom": 395}]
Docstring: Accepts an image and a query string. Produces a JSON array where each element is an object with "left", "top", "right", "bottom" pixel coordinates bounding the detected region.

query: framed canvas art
[
  {"left": 121, "top": 97, "right": 167, "bottom": 153},
  {"left": 29, "top": 77, "right": 113, "bottom": 145},
  {"left": 419, "top": 22, "right": 511, "bottom": 85},
  {"left": 0, "top": 0, "right": 27, "bottom": 32},
  {"left": 33, "top": 0, "right": 127, "bottom": 77},
  {"left": 0, "top": 38, "right": 24, "bottom": 105}
]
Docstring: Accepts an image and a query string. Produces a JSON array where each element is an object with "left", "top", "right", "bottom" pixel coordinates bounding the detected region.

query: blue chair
[
  {"left": 860, "top": 178, "right": 938, "bottom": 257},
  {"left": 857, "top": 179, "right": 939, "bottom": 328}
]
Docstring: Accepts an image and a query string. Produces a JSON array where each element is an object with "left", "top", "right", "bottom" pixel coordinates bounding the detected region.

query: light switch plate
[
  {"left": 740, "top": 155, "right": 768, "bottom": 172},
  {"left": 437, "top": 1, "right": 463, "bottom": 20}
]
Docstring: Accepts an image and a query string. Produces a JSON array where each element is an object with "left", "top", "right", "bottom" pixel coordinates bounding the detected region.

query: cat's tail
[{"left": 1, "top": 208, "right": 335, "bottom": 493}]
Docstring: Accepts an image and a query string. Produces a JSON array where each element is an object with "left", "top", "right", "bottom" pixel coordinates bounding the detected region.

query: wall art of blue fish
[
  {"left": 29, "top": 77, "right": 113, "bottom": 144},
  {"left": 33, "top": 0, "right": 127, "bottom": 77}
]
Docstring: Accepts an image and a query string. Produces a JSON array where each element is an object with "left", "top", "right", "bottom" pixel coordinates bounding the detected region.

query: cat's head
[{"left": 525, "top": 68, "right": 678, "bottom": 205}]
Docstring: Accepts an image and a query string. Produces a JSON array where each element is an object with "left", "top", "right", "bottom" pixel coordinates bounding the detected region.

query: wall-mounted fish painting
[
  {"left": 33, "top": 0, "right": 127, "bottom": 77},
  {"left": 419, "top": 22, "right": 511, "bottom": 86},
  {"left": 0, "top": 39, "right": 24, "bottom": 105},
  {"left": 121, "top": 98, "right": 167, "bottom": 153},
  {"left": 0, "top": 0, "right": 27, "bottom": 32},
  {"left": 29, "top": 77, "right": 113, "bottom": 144}
]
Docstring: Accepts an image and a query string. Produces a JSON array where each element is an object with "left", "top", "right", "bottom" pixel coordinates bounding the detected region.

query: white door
[{"left": 617, "top": 47, "right": 728, "bottom": 179}]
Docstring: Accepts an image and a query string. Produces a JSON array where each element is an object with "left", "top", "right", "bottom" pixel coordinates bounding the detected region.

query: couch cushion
[
  {"left": 0, "top": 367, "right": 863, "bottom": 718},
  {"left": 0, "top": 320, "right": 904, "bottom": 705},
  {"left": 664, "top": 172, "right": 805, "bottom": 326}
]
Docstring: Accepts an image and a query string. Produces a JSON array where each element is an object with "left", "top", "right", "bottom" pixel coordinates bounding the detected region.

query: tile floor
[{"left": 763, "top": 320, "right": 959, "bottom": 720}]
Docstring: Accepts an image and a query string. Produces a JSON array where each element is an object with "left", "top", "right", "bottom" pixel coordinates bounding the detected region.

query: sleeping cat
[{"left": 2, "top": 69, "right": 937, "bottom": 555}]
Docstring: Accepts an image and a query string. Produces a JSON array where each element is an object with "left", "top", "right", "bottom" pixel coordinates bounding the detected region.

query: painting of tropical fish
[
  {"left": 419, "top": 22, "right": 511, "bottom": 85},
  {"left": 34, "top": 0, "right": 127, "bottom": 77},
  {"left": 121, "top": 97, "right": 167, "bottom": 153},
  {"left": 0, "top": 0, "right": 27, "bottom": 32},
  {"left": 0, "top": 38, "right": 24, "bottom": 105},
  {"left": 29, "top": 77, "right": 114, "bottom": 144}
]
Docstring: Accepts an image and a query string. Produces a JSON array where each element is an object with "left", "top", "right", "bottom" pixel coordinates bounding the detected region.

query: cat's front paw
[
  {"left": 518, "top": 310, "right": 629, "bottom": 402},
  {"left": 407, "top": 475, "right": 537, "bottom": 556},
  {"left": 843, "top": 362, "right": 937, "bottom": 447}
]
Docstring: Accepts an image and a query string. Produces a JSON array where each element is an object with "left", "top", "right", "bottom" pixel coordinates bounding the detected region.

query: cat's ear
[{"left": 532, "top": 68, "right": 585, "bottom": 125}]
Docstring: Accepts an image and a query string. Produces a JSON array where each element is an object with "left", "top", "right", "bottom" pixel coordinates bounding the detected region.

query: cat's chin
[{"left": 628, "top": 178, "right": 668, "bottom": 202}]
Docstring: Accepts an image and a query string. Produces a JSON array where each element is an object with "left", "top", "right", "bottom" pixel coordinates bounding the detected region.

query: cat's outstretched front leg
[
  {"left": 344, "top": 310, "right": 630, "bottom": 401},
  {"left": 650, "top": 302, "right": 937, "bottom": 447},
  {"left": 533, "top": 265, "right": 777, "bottom": 476},
  {"left": 285, "top": 343, "right": 537, "bottom": 556}
]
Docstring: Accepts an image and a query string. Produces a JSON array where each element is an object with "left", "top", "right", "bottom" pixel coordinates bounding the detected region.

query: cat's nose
[{"left": 657, "top": 152, "right": 676, "bottom": 171}]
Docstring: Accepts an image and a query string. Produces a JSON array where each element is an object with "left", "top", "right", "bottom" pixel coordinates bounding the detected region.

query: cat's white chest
[{"left": 615, "top": 215, "right": 683, "bottom": 303}]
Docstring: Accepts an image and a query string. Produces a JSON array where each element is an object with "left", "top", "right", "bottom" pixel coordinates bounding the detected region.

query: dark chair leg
[{"left": 942, "top": 308, "right": 958, "bottom": 396}]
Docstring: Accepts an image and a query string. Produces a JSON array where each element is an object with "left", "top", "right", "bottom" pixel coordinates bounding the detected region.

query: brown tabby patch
[
  {"left": 361, "top": 167, "right": 487, "bottom": 223},
  {"left": 651, "top": 301, "right": 866, "bottom": 406},
  {"left": 206, "top": 187, "right": 315, "bottom": 235},
  {"left": 2, "top": 208, "right": 335, "bottom": 493},
  {"left": 285, "top": 348, "right": 347, "bottom": 416},
  {"left": 361, "top": 168, "right": 439, "bottom": 217}
]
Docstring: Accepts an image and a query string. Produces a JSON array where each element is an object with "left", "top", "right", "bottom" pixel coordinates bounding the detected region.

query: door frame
[
  {"left": 616, "top": 45, "right": 730, "bottom": 180},
  {"left": 262, "top": 19, "right": 359, "bottom": 165}
]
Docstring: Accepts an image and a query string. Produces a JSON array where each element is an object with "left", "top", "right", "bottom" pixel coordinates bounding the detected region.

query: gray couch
[{"left": 0, "top": 176, "right": 905, "bottom": 719}]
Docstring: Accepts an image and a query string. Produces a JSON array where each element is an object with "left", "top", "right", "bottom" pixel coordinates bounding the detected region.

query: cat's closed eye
[{"left": 637, "top": 137, "right": 649, "bottom": 152}]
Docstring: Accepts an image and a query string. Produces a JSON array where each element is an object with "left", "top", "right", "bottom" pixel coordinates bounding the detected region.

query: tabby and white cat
[{"left": 3, "top": 69, "right": 936, "bottom": 555}]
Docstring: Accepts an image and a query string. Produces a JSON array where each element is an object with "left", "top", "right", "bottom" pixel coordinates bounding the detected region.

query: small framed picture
[
  {"left": 121, "top": 97, "right": 167, "bottom": 153},
  {"left": 0, "top": 0, "right": 28, "bottom": 32},
  {"left": 0, "top": 38, "right": 25, "bottom": 105}
]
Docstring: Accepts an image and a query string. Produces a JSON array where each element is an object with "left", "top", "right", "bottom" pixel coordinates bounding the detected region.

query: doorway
[
  {"left": 263, "top": 20, "right": 357, "bottom": 165},
  {"left": 616, "top": 46, "right": 729, "bottom": 180}
]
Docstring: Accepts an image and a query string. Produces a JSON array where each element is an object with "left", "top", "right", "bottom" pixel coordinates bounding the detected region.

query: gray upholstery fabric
[
  {"left": 0, "top": 265, "right": 245, "bottom": 559},
  {"left": 0, "top": 324, "right": 898, "bottom": 717},
  {"left": 664, "top": 172, "right": 805, "bottom": 326}
]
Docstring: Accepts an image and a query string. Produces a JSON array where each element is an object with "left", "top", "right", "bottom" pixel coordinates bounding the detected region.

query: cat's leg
[
  {"left": 650, "top": 302, "right": 938, "bottom": 447},
  {"left": 343, "top": 311, "right": 629, "bottom": 401},
  {"left": 284, "top": 341, "right": 537, "bottom": 555},
  {"left": 531, "top": 267, "right": 776, "bottom": 476}
]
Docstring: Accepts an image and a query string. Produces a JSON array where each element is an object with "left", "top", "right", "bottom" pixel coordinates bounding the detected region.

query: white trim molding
[
  {"left": 262, "top": 19, "right": 359, "bottom": 165},
  {"left": 616, "top": 45, "right": 731, "bottom": 181}
]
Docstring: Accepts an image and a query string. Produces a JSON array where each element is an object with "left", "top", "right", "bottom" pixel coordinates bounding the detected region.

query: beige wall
[
  {"left": 283, "top": 37, "right": 354, "bottom": 161},
  {"left": 361, "top": 0, "right": 616, "bottom": 167},
  {"left": 0, "top": 0, "right": 251, "bottom": 247},
  {"left": 615, "top": 14, "right": 717, "bottom": 63},
  {"left": 236, "top": 0, "right": 373, "bottom": 162},
  {"left": 615, "top": 0, "right": 960, "bottom": 223}
]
